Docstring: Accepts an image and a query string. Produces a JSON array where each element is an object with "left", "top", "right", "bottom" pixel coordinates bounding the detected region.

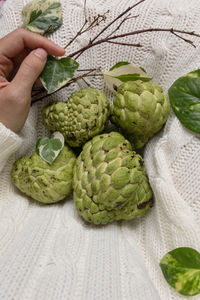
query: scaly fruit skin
[
  {"left": 11, "top": 145, "right": 76, "bottom": 204},
  {"left": 73, "top": 132, "right": 153, "bottom": 225},
  {"left": 42, "top": 88, "right": 110, "bottom": 147},
  {"left": 111, "top": 80, "right": 170, "bottom": 149}
]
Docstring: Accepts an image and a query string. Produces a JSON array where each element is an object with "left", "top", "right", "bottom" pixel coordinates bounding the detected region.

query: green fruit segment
[{"left": 73, "top": 132, "right": 153, "bottom": 225}]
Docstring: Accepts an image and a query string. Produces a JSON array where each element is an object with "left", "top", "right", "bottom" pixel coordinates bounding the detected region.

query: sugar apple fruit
[
  {"left": 73, "top": 131, "right": 153, "bottom": 225},
  {"left": 11, "top": 145, "right": 76, "bottom": 204},
  {"left": 42, "top": 88, "right": 110, "bottom": 147},
  {"left": 110, "top": 80, "right": 170, "bottom": 149}
]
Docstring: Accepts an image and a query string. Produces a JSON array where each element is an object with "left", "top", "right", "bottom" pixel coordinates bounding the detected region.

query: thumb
[{"left": 12, "top": 48, "right": 47, "bottom": 91}]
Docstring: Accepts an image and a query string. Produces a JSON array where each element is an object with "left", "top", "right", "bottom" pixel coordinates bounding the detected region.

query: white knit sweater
[{"left": 1, "top": 0, "right": 200, "bottom": 299}]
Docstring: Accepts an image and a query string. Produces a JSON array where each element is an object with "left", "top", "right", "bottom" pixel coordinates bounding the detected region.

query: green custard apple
[
  {"left": 42, "top": 88, "right": 110, "bottom": 147},
  {"left": 11, "top": 145, "right": 76, "bottom": 204},
  {"left": 110, "top": 80, "right": 170, "bottom": 149},
  {"left": 73, "top": 131, "right": 153, "bottom": 225}
]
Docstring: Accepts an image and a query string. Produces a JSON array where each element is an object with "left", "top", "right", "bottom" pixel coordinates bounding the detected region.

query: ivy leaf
[
  {"left": 21, "top": 0, "right": 62, "bottom": 35},
  {"left": 104, "top": 62, "right": 151, "bottom": 93},
  {"left": 160, "top": 247, "right": 200, "bottom": 296},
  {"left": 168, "top": 69, "right": 200, "bottom": 134},
  {"left": 36, "top": 131, "right": 64, "bottom": 164},
  {"left": 40, "top": 55, "right": 79, "bottom": 94}
]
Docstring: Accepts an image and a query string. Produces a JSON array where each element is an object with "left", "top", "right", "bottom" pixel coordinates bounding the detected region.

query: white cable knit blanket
[{"left": 0, "top": 0, "right": 200, "bottom": 299}]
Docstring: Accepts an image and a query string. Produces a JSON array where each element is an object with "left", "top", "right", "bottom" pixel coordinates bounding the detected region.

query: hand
[{"left": 0, "top": 28, "right": 65, "bottom": 133}]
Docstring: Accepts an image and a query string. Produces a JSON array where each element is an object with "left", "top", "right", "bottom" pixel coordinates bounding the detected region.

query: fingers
[
  {"left": 13, "top": 48, "right": 31, "bottom": 64},
  {"left": 0, "top": 81, "right": 9, "bottom": 89},
  {"left": 12, "top": 48, "right": 47, "bottom": 91},
  {"left": 0, "top": 28, "right": 65, "bottom": 59}
]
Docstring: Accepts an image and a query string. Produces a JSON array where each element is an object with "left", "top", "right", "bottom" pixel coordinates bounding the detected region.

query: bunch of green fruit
[{"left": 12, "top": 83, "right": 169, "bottom": 225}]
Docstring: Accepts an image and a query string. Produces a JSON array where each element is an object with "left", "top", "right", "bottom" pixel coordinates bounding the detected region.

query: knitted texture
[
  {"left": 0, "top": 0, "right": 200, "bottom": 299},
  {"left": 0, "top": 0, "right": 6, "bottom": 9}
]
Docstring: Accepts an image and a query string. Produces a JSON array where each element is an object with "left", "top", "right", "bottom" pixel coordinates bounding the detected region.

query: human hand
[{"left": 0, "top": 28, "right": 65, "bottom": 133}]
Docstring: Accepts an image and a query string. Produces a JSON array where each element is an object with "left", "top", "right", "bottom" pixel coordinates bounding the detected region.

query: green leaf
[
  {"left": 109, "top": 61, "right": 130, "bottom": 71},
  {"left": 160, "top": 247, "right": 200, "bottom": 296},
  {"left": 112, "top": 74, "right": 151, "bottom": 83},
  {"left": 139, "top": 67, "right": 147, "bottom": 73},
  {"left": 36, "top": 131, "right": 64, "bottom": 164},
  {"left": 104, "top": 63, "right": 151, "bottom": 93},
  {"left": 168, "top": 69, "right": 200, "bottom": 134},
  {"left": 22, "top": 0, "right": 62, "bottom": 35},
  {"left": 29, "top": 9, "right": 42, "bottom": 23},
  {"left": 40, "top": 55, "right": 79, "bottom": 94}
]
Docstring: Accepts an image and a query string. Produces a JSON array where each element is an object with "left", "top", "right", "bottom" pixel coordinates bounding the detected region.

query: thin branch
[
  {"left": 86, "top": 12, "right": 109, "bottom": 31},
  {"left": 68, "top": 28, "right": 200, "bottom": 58},
  {"left": 64, "top": 20, "right": 88, "bottom": 49},
  {"left": 81, "top": 77, "right": 91, "bottom": 87},
  {"left": 73, "top": 0, "right": 144, "bottom": 59},
  {"left": 80, "top": 74, "right": 103, "bottom": 77},
  {"left": 106, "top": 41, "right": 142, "bottom": 47},
  {"left": 90, "top": 0, "right": 145, "bottom": 43},
  {"left": 106, "top": 14, "right": 139, "bottom": 39},
  {"left": 31, "top": 70, "right": 102, "bottom": 105},
  {"left": 64, "top": 11, "right": 109, "bottom": 50},
  {"left": 109, "top": 28, "right": 200, "bottom": 45},
  {"left": 171, "top": 29, "right": 196, "bottom": 47},
  {"left": 77, "top": 68, "right": 101, "bottom": 72}
]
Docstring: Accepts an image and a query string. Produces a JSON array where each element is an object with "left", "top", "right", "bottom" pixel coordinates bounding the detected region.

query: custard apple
[
  {"left": 110, "top": 80, "right": 170, "bottom": 149},
  {"left": 11, "top": 145, "right": 76, "bottom": 204},
  {"left": 73, "top": 131, "right": 153, "bottom": 225},
  {"left": 42, "top": 88, "right": 110, "bottom": 147}
]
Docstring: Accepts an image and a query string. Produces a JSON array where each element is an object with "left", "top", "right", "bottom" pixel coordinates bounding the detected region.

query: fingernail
[{"left": 34, "top": 48, "right": 47, "bottom": 61}]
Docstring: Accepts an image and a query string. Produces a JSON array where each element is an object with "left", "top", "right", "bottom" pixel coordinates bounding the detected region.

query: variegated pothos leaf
[
  {"left": 160, "top": 247, "right": 200, "bottom": 296},
  {"left": 103, "top": 62, "right": 151, "bottom": 93},
  {"left": 22, "top": 0, "right": 62, "bottom": 35},
  {"left": 40, "top": 55, "right": 79, "bottom": 94},
  {"left": 36, "top": 131, "right": 65, "bottom": 164}
]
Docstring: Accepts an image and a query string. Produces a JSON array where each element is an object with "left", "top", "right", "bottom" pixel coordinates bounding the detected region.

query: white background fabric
[{"left": 0, "top": 0, "right": 200, "bottom": 299}]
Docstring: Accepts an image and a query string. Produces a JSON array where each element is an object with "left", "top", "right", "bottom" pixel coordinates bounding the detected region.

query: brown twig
[
  {"left": 64, "top": 20, "right": 88, "bottom": 49},
  {"left": 171, "top": 29, "right": 196, "bottom": 47},
  {"left": 81, "top": 77, "right": 91, "bottom": 87},
  {"left": 64, "top": 11, "right": 109, "bottom": 50},
  {"left": 79, "top": 74, "right": 103, "bottom": 77},
  {"left": 77, "top": 68, "right": 101, "bottom": 72},
  {"left": 69, "top": 28, "right": 200, "bottom": 58},
  {"left": 106, "top": 14, "right": 139, "bottom": 39},
  {"left": 91, "top": 0, "right": 145, "bottom": 43},
  {"left": 31, "top": 70, "right": 102, "bottom": 104},
  {"left": 74, "top": 0, "right": 144, "bottom": 59},
  {"left": 110, "top": 28, "right": 200, "bottom": 46},
  {"left": 106, "top": 41, "right": 142, "bottom": 47}
]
